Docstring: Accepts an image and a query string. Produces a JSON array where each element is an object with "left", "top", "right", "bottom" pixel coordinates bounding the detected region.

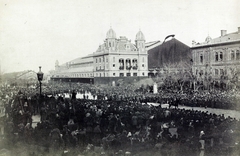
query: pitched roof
[
  {"left": 148, "top": 38, "right": 191, "bottom": 69},
  {"left": 145, "top": 41, "right": 161, "bottom": 49}
]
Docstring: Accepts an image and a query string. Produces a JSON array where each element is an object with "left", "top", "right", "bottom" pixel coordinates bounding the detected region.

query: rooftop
[{"left": 192, "top": 27, "right": 240, "bottom": 48}]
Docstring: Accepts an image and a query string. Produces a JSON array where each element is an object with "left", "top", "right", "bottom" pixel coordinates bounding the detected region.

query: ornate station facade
[{"left": 52, "top": 28, "right": 148, "bottom": 85}]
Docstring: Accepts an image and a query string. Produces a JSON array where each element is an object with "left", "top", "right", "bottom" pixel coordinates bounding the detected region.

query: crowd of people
[{"left": 0, "top": 82, "right": 240, "bottom": 156}]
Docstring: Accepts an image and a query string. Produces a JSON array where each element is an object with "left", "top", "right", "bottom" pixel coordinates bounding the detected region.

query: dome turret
[
  {"left": 135, "top": 30, "right": 145, "bottom": 41},
  {"left": 205, "top": 35, "right": 212, "bottom": 43},
  {"left": 106, "top": 28, "right": 116, "bottom": 39}
]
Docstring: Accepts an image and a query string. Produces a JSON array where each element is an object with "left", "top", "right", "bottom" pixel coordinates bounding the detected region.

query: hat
[{"left": 86, "top": 113, "right": 91, "bottom": 117}]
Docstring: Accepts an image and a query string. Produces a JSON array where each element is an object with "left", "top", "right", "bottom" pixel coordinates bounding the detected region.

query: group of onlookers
[{"left": 0, "top": 83, "right": 240, "bottom": 155}]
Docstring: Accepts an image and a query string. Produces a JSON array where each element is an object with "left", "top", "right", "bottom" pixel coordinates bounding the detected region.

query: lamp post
[
  {"left": 69, "top": 79, "right": 71, "bottom": 91},
  {"left": 37, "top": 66, "right": 44, "bottom": 96}
]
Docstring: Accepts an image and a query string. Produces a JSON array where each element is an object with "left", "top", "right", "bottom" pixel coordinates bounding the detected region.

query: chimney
[
  {"left": 221, "top": 30, "right": 227, "bottom": 36},
  {"left": 238, "top": 27, "right": 240, "bottom": 33}
]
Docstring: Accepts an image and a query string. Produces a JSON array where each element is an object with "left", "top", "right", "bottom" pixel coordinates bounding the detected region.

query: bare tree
[
  {"left": 160, "top": 61, "right": 194, "bottom": 91},
  {"left": 228, "top": 66, "right": 240, "bottom": 89}
]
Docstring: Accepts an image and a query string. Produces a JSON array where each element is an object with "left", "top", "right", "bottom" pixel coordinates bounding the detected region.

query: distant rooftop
[{"left": 192, "top": 27, "right": 240, "bottom": 48}]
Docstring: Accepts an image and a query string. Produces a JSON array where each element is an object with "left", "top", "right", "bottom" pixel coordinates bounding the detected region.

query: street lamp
[
  {"left": 69, "top": 79, "right": 71, "bottom": 91},
  {"left": 37, "top": 66, "right": 44, "bottom": 95}
]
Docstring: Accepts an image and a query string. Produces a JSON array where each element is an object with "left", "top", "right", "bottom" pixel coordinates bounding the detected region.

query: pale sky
[{"left": 0, "top": 0, "right": 240, "bottom": 73}]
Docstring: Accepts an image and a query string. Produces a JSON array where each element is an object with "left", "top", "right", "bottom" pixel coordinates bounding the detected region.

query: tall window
[
  {"left": 96, "top": 58, "right": 97, "bottom": 63},
  {"left": 231, "top": 50, "right": 235, "bottom": 60},
  {"left": 200, "top": 54, "right": 203, "bottom": 64},
  {"left": 126, "top": 59, "right": 131, "bottom": 70},
  {"left": 119, "top": 59, "right": 124, "bottom": 70},
  {"left": 215, "top": 52, "right": 218, "bottom": 62},
  {"left": 99, "top": 58, "right": 101, "bottom": 63},
  {"left": 236, "top": 50, "right": 240, "bottom": 60},
  {"left": 113, "top": 57, "right": 115, "bottom": 62},
  {"left": 142, "top": 57, "right": 144, "bottom": 62},
  {"left": 219, "top": 52, "right": 223, "bottom": 61},
  {"left": 132, "top": 59, "right": 138, "bottom": 70},
  {"left": 220, "top": 69, "right": 224, "bottom": 75}
]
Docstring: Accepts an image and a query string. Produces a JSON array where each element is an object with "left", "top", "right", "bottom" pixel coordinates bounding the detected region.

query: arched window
[
  {"left": 132, "top": 59, "right": 138, "bottom": 70},
  {"left": 119, "top": 59, "right": 124, "bottom": 70},
  {"left": 126, "top": 59, "right": 131, "bottom": 70}
]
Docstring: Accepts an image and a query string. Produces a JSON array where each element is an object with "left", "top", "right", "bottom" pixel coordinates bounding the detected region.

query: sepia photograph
[{"left": 0, "top": 0, "right": 240, "bottom": 155}]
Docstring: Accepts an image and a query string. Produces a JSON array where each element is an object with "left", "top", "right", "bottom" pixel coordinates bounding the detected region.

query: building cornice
[{"left": 191, "top": 39, "right": 240, "bottom": 49}]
